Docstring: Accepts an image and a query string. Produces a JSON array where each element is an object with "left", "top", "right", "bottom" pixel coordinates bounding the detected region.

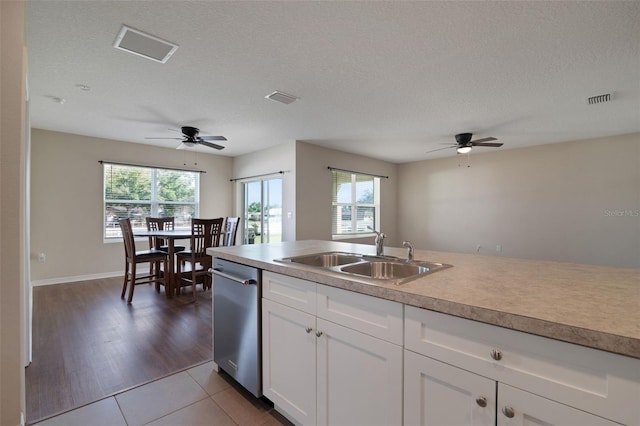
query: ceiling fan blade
[
  {"left": 470, "top": 137, "right": 497, "bottom": 144},
  {"left": 426, "top": 145, "right": 456, "bottom": 154},
  {"left": 199, "top": 141, "right": 225, "bottom": 150},
  {"left": 198, "top": 135, "right": 227, "bottom": 141},
  {"left": 472, "top": 142, "right": 503, "bottom": 147},
  {"left": 145, "top": 137, "right": 183, "bottom": 140}
]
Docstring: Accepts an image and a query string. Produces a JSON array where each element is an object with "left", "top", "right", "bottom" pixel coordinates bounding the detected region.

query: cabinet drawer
[
  {"left": 405, "top": 306, "right": 640, "bottom": 425},
  {"left": 317, "top": 284, "right": 403, "bottom": 345},
  {"left": 263, "top": 271, "right": 316, "bottom": 314}
]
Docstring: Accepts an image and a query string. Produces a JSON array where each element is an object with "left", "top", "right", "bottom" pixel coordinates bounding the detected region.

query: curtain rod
[
  {"left": 327, "top": 166, "right": 389, "bottom": 179},
  {"left": 99, "top": 160, "right": 206, "bottom": 174},
  {"left": 230, "top": 170, "right": 286, "bottom": 182}
]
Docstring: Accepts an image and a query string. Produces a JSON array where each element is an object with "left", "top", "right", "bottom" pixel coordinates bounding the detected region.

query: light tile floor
[{"left": 32, "top": 362, "right": 291, "bottom": 426}]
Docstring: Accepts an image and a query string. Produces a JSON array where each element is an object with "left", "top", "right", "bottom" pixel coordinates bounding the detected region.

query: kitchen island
[
  {"left": 208, "top": 240, "right": 640, "bottom": 425},
  {"left": 208, "top": 239, "right": 639, "bottom": 358}
]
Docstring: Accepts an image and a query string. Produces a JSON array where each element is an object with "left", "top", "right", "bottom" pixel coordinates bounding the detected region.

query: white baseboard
[{"left": 31, "top": 271, "right": 122, "bottom": 287}]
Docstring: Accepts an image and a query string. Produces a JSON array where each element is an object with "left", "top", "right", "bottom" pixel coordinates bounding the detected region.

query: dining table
[{"left": 133, "top": 228, "right": 193, "bottom": 298}]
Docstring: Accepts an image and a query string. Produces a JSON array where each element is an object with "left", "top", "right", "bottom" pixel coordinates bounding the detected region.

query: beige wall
[
  {"left": 1, "top": 1, "right": 27, "bottom": 424},
  {"left": 295, "top": 141, "right": 399, "bottom": 247},
  {"left": 398, "top": 133, "right": 640, "bottom": 268},
  {"left": 30, "top": 129, "right": 234, "bottom": 283},
  {"left": 232, "top": 141, "right": 297, "bottom": 242}
]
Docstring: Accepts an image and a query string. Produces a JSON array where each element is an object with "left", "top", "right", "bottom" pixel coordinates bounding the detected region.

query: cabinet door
[
  {"left": 404, "top": 349, "right": 496, "bottom": 426},
  {"left": 497, "top": 383, "right": 618, "bottom": 426},
  {"left": 316, "top": 318, "right": 402, "bottom": 426},
  {"left": 262, "top": 299, "right": 317, "bottom": 425}
]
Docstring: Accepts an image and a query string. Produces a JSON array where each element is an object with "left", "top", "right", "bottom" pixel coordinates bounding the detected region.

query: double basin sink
[{"left": 275, "top": 251, "right": 452, "bottom": 285}]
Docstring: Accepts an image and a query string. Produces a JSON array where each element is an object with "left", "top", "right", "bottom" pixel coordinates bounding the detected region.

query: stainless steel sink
[
  {"left": 275, "top": 251, "right": 452, "bottom": 285},
  {"left": 277, "top": 252, "right": 365, "bottom": 267},
  {"left": 340, "top": 261, "right": 430, "bottom": 279}
]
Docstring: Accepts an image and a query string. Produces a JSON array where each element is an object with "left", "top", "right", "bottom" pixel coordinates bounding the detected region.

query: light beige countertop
[{"left": 208, "top": 240, "right": 640, "bottom": 359}]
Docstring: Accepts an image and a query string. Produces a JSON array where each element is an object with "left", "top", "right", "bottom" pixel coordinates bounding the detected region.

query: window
[
  {"left": 103, "top": 163, "right": 199, "bottom": 239},
  {"left": 332, "top": 170, "right": 380, "bottom": 237},
  {"left": 243, "top": 178, "right": 282, "bottom": 244}
]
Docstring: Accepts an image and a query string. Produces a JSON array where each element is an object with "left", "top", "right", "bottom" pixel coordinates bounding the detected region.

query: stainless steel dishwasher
[{"left": 211, "top": 258, "right": 262, "bottom": 397}]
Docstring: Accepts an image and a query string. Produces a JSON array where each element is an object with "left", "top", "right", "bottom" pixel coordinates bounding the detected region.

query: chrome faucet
[
  {"left": 403, "top": 241, "right": 414, "bottom": 262},
  {"left": 368, "top": 226, "right": 386, "bottom": 256}
]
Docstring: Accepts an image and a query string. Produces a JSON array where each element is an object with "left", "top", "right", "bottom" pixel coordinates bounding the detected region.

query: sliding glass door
[{"left": 243, "top": 178, "right": 282, "bottom": 244}]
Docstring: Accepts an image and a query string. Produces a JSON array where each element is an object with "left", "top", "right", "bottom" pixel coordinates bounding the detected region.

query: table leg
[{"left": 166, "top": 240, "right": 175, "bottom": 298}]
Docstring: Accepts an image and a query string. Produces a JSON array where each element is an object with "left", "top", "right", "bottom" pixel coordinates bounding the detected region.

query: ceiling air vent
[
  {"left": 586, "top": 92, "right": 614, "bottom": 105},
  {"left": 113, "top": 25, "right": 178, "bottom": 64},
  {"left": 265, "top": 91, "right": 299, "bottom": 105}
]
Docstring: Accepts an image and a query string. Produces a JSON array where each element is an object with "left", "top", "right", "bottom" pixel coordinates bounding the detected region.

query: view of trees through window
[
  {"left": 103, "top": 163, "right": 199, "bottom": 238},
  {"left": 243, "top": 179, "right": 282, "bottom": 244},
  {"left": 332, "top": 171, "right": 379, "bottom": 236}
]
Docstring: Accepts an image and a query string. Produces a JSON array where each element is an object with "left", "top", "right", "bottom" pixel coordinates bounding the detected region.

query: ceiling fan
[
  {"left": 145, "top": 126, "right": 227, "bottom": 150},
  {"left": 426, "top": 133, "right": 503, "bottom": 155}
]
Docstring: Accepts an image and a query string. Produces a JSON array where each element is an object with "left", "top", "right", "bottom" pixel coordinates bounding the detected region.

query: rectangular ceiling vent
[
  {"left": 586, "top": 92, "right": 614, "bottom": 105},
  {"left": 265, "top": 91, "right": 299, "bottom": 105},
  {"left": 113, "top": 25, "right": 178, "bottom": 64}
]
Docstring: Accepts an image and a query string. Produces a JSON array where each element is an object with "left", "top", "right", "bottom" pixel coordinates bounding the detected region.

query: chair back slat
[
  {"left": 146, "top": 217, "right": 175, "bottom": 249},
  {"left": 222, "top": 217, "right": 240, "bottom": 246},
  {"left": 190, "top": 218, "right": 224, "bottom": 254},
  {"left": 119, "top": 218, "right": 136, "bottom": 259}
]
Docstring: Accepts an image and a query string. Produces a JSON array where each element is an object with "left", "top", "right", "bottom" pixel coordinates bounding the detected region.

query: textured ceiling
[{"left": 26, "top": 1, "right": 640, "bottom": 163}]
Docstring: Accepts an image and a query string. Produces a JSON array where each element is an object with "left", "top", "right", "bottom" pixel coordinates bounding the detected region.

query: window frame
[
  {"left": 102, "top": 163, "right": 200, "bottom": 241},
  {"left": 331, "top": 170, "right": 380, "bottom": 239}
]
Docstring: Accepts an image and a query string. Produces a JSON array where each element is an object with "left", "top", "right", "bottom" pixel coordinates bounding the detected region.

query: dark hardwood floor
[{"left": 25, "top": 276, "right": 212, "bottom": 424}]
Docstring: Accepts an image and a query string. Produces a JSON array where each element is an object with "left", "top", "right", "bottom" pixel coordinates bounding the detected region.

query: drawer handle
[
  {"left": 315, "top": 331, "right": 323, "bottom": 338},
  {"left": 305, "top": 327, "right": 313, "bottom": 334},
  {"left": 502, "top": 406, "right": 515, "bottom": 418},
  {"left": 490, "top": 349, "right": 503, "bottom": 361},
  {"left": 475, "top": 397, "right": 487, "bottom": 407}
]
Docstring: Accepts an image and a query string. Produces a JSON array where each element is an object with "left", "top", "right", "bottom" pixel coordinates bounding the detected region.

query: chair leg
[
  {"left": 121, "top": 261, "right": 129, "bottom": 299},
  {"left": 191, "top": 265, "right": 197, "bottom": 301},
  {"left": 163, "top": 257, "right": 170, "bottom": 296},
  {"left": 154, "top": 260, "right": 161, "bottom": 292},
  {"left": 127, "top": 262, "right": 137, "bottom": 304}
]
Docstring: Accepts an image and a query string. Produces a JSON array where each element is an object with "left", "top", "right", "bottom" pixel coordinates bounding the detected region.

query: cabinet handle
[
  {"left": 490, "top": 349, "right": 503, "bottom": 361},
  {"left": 315, "top": 331, "right": 323, "bottom": 337},
  {"left": 475, "top": 397, "right": 487, "bottom": 407},
  {"left": 305, "top": 327, "right": 313, "bottom": 333},
  {"left": 501, "top": 406, "right": 515, "bottom": 418}
]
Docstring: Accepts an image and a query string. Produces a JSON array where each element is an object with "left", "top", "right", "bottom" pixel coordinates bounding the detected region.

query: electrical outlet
[
  {"left": 38, "top": 252, "right": 46, "bottom": 263},
  {"left": 496, "top": 244, "right": 502, "bottom": 253}
]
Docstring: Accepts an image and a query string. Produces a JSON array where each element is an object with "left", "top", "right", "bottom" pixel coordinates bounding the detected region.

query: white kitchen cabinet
[
  {"left": 404, "top": 349, "right": 617, "bottom": 426},
  {"left": 497, "top": 383, "right": 618, "bottom": 426},
  {"left": 262, "top": 298, "right": 317, "bottom": 425},
  {"left": 262, "top": 271, "right": 403, "bottom": 426},
  {"left": 316, "top": 317, "right": 402, "bottom": 426},
  {"left": 404, "top": 349, "right": 496, "bottom": 426},
  {"left": 405, "top": 306, "right": 640, "bottom": 425}
]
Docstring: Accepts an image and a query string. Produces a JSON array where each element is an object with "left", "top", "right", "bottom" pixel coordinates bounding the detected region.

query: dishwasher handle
[{"left": 209, "top": 268, "right": 257, "bottom": 286}]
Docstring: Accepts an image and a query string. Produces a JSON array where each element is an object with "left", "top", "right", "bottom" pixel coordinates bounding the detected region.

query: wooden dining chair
[
  {"left": 176, "top": 217, "right": 224, "bottom": 299},
  {"left": 221, "top": 217, "right": 240, "bottom": 246},
  {"left": 145, "top": 217, "right": 186, "bottom": 287},
  {"left": 145, "top": 217, "right": 186, "bottom": 253},
  {"left": 118, "top": 218, "right": 169, "bottom": 304}
]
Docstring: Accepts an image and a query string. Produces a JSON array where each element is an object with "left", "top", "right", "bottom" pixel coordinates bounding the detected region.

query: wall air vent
[
  {"left": 265, "top": 91, "right": 299, "bottom": 105},
  {"left": 586, "top": 92, "right": 614, "bottom": 105},
  {"left": 113, "top": 25, "right": 178, "bottom": 64}
]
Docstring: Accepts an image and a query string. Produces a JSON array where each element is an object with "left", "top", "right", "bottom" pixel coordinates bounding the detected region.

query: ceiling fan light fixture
[{"left": 457, "top": 146, "right": 472, "bottom": 154}]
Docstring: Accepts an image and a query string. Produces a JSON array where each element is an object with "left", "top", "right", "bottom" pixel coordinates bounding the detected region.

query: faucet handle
[{"left": 403, "top": 241, "right": 415, "bottom": 261}]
